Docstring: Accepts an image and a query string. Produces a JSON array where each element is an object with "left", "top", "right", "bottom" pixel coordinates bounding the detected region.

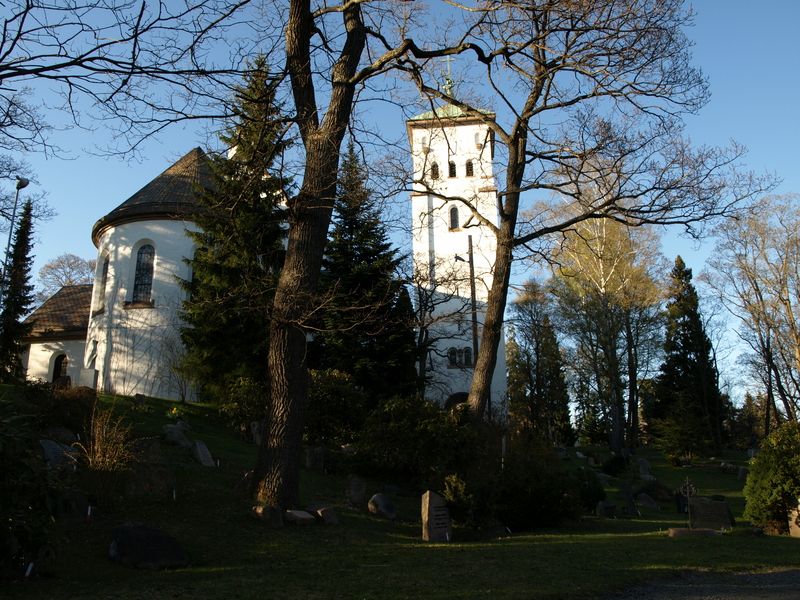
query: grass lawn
[{"left": 4, "top": 390, "right": 798, "bottom": 600}]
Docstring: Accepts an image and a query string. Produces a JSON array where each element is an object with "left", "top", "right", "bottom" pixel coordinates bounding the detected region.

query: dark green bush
[
  {"left": 304, "top": 369, "right": 367, "bottom": 447},
  {"left": 444, "top": 432, "right": 586, "bottom": 531},
  {"left": 743, "top": 422, "right": 800, "bottom": 533},
  {"left": 218, "top": 376, "right": 269, "bottom": 436},
  {"left": 602, "top": 453, "right": 629, "bottom": 477},
  {"left": 354, "top": 395, "right": 477, "bottom": 485},
  {"left": 0, "top": 397, "right": 61, "bottom": 572},
  {"left": 19, "top": 381, "right": 95, "bottom": 433}
]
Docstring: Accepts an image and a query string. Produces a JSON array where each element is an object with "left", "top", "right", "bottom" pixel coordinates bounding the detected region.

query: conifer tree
[
  {"left": 309, "top": 143, "right": 417, "bottom": 402},
  {"left": 0, "top": 200, "right": 35, "bottom": 382},
  {"left": 653, "top": 256, "right": 727, "bottom": 456},
  {"left": 507, "top": 281, "right": 573, "bottom": 446},
  {"left": 181, "top": 57, "right": 289, "bottom": 402}
]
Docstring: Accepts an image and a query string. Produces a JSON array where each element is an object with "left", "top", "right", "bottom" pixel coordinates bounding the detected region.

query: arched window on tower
[
  {"left": 132, "top": 244, "right": 155, "bottom": 303},
  {"left": 463, "top": 347, "right": 473, "bottom": 367},
  {"left": 449, "top": 206, "right": 460, "bottom": 230},
  {"left": 448, "top": 161, "right": 457, "bottom": 178},
  {"left": 430, "top": 162, "right": 440, "bottom": 180},
  {"left": 448, "top": 347, "right": 458, "bottom": 367},
  {"left": 465, "top": 160, "right": 474, "bottom": 177}
]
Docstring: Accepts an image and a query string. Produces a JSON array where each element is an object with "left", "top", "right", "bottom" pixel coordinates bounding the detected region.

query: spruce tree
[
  {"left": 308, "top": 143, "right": 417, "bottom": 402},
  {"left": 507, "top": 282, "right": 573, "bottom": 446},
  {"left": 0, "top": 200, "right": 35, "bottom": 382},
  {"left": 181, "top": 57, "right": 289, "bottom": 403},
  {"left": 653, "top": 256, "right": 726, "bottom": 456}
]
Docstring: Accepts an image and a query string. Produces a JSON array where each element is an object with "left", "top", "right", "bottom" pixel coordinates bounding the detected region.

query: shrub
[
  {"left": 444, "top": 432, "right": 586, "bottom": 531},
  {"left": 743, "top": 422, "right": 800, "bottom": 533},
  {"left": 304, "top": 369, "right": 367, "bottom": 447},
  {"left": 218, "top": 376, "right": 269, "bottom": 436},
  {"left": 602, "top": 453, "right": 629, "bottom": 477},
  {"left": 355, "top": 395, "right": 477, "bottom": 485},
  {"left": 0, "top": 396, "right": 61, "bottom": 572},
  {"left": 19, "top": 381, "right": 95, "bottom": 433},
  {"left": 75, "top": 400, "right": 134, "bottom": 507}
]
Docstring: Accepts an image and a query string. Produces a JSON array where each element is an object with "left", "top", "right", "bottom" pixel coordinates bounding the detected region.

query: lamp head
[{"left": 15, "top": 177, "right": 29, "bottom": 190}]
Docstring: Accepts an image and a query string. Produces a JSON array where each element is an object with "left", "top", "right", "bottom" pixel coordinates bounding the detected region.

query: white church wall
[
  {"left": 23, "top": 339, "right": 86, "bottom": 384},
  {"left": 83, "top": 219, "right": 198, "bottom": 401}
]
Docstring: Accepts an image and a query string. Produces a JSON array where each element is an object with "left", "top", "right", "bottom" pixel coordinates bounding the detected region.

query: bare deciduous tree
[
  {"left": 34, "top": 253, "right": 95, "bottom": 307},
  {"left": 705, "top": 194, "right": 800, "bottom": 423}
]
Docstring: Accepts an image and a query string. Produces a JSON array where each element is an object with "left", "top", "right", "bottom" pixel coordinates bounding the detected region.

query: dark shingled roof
[
  {"left": 23, "top": 284, "right": 92, "bottom": 341},
  {"left": 91, "top": 147, "right": 212, "bottom": 245}
]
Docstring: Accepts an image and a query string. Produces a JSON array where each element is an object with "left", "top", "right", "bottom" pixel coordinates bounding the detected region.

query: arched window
[
  {"left": 430, "top": 162, "right": 440, "bottom": 180},
  {"left": 463, "top": 347, "right": 473, "bottom": 367},
  {"left": 448, "top": 347, "right": 458, "bottom": 366},
  {"left": 132, "top": 244, "right": 155, "bottom": 303},
  {"left": 449, "top": 206, "right": 459, "bottom": 230},
  {"left": 53, "top": 354, "right": 68, "bottom": 381},
  {"left": 465, "top": 160, "right": 474, "bottom": 177},
  {"left": 474, "top": 132, "right": 483, "bottom": 149},
  {"left": 448, "top": 161, "right": 457, "bottom": 178},
  {"left": 96, "top": 254, "right": 109, "bottom": 312}
]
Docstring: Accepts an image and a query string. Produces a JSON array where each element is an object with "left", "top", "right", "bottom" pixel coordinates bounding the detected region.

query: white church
[{"left": 22, "top": 107, "right": 507, "bottom": 409}]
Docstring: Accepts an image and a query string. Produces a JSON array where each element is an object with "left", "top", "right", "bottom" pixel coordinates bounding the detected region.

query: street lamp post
[{"left": 1, "top": 176, "right": 30, "bottom": 296}]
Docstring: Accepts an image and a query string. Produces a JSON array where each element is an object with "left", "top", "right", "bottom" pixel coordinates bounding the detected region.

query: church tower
[{"left": 406, "top": 104, "right": 507, "bottom": 412}]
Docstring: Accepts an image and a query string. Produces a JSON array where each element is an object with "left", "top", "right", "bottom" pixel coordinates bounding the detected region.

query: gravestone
[
  {"left": 345, "top": 474, "right": 366, "bottom": 504},
  {"left": 640, "top": 474, "right": 657, "bottom": 482},
  {"left": 555, "top": 447, "right": 567, "bottom": 459},
  {"left": 636, "top": 493, "right": 660, "bottom": 510},
  {"left": 637, "top": 458, "right": 650, "bottom": 476},
  {"left": 422, "top": 491, "right": 452, "bottom": 543},
  {"left": 123, "top": 439, "right": 176, "bottom": 501},
  {"left": 162, "top": 424, "right": 191, "bottom": 450},
  {"left": 306, "top": 447, "right": 325, "bottom": 472},
  {"left": 689, "top": 497, "right": 736, "bottom": 530},
  {"left": 368, "top": 493, "right": 396, "bottom": 520},
  {"left": 191, "top": 440, "right": 215, "bottom": 467},
  {"left": 108, "top": 521, "right": 188, "bottom": 570},
  {"left": 250, "top": 421, "right": 263, "bottom": 445},
  {"left": 619, "top": 483, "right": 640, "bottom": 516},
  {"left": 587, "top": 457, "right": 595, "bottom": 467},
  {"left": 40, "top": 439, "right": 78, "bottom": 465},
  {"left": 176, "top": 420, "right": 192, "bottom": 432},
  {"left": 251, "top": 505, "right": 283, "bottom": 527},
  {"left": 747, "top": 448, "right": 759, "bottom": 459},
  {"left": 576, "top": 451, "right": 585, "bottom": 459},
  {"left": 738, "top": 467, "right": 750, "bottom": 481},
  {"left": 719, "top": 462, "right": 736, "bottom": 475},
  {"left": 596, "top": 501, "right": 616, "bottom": 518},
  {"left": 133, "top": 393, "right": 146, "bottom": 405},
  {"left": 42, "top": 426, "right": 79, "bottom": 445},
  {"left": 284, "top": 510, "right": 316, "bottom": 525},
  {"left": 306, "top": 505, "right": 339, "bottom": 525}
]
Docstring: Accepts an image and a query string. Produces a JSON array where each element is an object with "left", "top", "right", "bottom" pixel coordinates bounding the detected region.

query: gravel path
[{"left": 597, "top": 569, "right": 800, "bottom": 600}]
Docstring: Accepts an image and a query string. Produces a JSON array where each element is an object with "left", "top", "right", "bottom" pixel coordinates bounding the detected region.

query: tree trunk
[{"left": 250, "top": 0, "right": 366, "bottom": 507}]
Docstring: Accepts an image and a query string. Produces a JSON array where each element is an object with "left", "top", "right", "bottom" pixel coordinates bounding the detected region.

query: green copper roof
[{"left": 409, "top": 103, "right": 495, "bottom": 122}]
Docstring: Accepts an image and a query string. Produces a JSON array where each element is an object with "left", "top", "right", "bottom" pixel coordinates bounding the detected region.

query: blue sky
[{"left": 17, "top": 1, "right": 800, "bottom": 285}]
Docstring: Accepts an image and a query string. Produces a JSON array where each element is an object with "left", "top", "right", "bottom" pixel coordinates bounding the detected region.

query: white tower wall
[{"left": 407, "top": 109, "right": 507, "bottom": 414}]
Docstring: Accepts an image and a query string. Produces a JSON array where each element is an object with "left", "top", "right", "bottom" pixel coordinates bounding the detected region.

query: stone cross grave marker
[
  {"left": 191, "top": 440, "right": 215, "bottom": 467},
  {"left": 422, "top": 491, "right": 452, "bottom": 542}
]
